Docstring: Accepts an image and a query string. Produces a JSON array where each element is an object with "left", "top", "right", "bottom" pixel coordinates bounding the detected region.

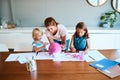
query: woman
[{"left": 44, "top": 17, "right": 69, "bottom": 50}]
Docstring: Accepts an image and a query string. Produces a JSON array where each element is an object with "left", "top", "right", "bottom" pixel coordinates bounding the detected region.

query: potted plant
[{"left": 100, "top": 11, "right": 117, "bottom": 28}]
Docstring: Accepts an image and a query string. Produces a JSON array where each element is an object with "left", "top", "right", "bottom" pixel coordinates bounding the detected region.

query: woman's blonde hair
[{"left": 32, "top": 28, "right": 43, "bottom": 40}]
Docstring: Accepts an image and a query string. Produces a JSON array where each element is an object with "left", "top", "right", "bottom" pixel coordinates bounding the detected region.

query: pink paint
[{"left": 72, "top": 51, "right": 85, "bottom": 61}]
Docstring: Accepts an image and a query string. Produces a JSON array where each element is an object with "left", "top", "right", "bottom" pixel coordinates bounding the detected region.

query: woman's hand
[{"left": 61, "top": 43, "right": 66, "bottom": 50}]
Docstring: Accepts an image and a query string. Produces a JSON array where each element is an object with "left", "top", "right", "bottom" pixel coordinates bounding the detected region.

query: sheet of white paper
[
  {"left": 5, "top": 53, "right": 36, "bottom": 63},
  {"left": 17, "top": 53, "right": 36, "bottom": 64},
  {"left": 18, "top": 53, "right": 35, "bottom": 60},
  {"left": 53, "top": 53, "right": 84, "bottom": 61},
  {"left": 84, "top": 53, "right": 95, "bottom": 62},
  {"left": 5, "top": 50, "right": 107, "bottom": 62},
  {"left": 87, "top": 50, "right": 107, "bottom": 61},
  {"left": 5, "top": 54, "right": 20, "bottom": 62},
  {"left": 35, "top": 52, "right": 53, "bottom": 60},
  {"left": 17, "top": 56, "right": 28, "bottom": 64},
  {"left": 115, "top": 58, "right": 120, "bottom": 63}
]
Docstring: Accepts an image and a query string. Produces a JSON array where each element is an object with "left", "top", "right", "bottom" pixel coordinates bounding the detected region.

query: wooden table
[{"left": 0, "top": 50, "right": 120, "bottom": 80}]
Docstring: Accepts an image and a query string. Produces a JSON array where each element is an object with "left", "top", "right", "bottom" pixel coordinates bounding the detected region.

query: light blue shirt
[{"left": 32, "top": 41, "right": 46, "bottom": 51}]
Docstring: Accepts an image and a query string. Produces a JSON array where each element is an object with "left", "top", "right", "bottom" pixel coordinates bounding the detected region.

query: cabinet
[
  {"left": 90, "top": 33, "right": 118, "bottom": 49},
  {"left": 0, "top": 32, "right": 32, "bottom": 51},
  {"left": 0, "top": 27, "right": 120, "bottom": 51},
  {"left": 0, "top": 32, "right": 48, "bottom": 51},
  {"left": 114, "top": 34, "right": 120, "bottom": 49}
]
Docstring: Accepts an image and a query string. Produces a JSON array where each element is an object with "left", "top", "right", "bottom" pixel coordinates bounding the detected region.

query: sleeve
[
  {"left": 59, "top": 24, "right": 67, "bottom": 37},
  {"left": 32, "top": 42, "right": 36, "bottom": 47}
]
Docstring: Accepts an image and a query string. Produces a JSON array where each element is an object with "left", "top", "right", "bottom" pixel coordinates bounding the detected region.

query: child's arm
[
  {"left": 33, "top": 46, "right": 39, "bottom": 52},
  {"left": 38, "top": 42, "right": 48, "bottom": 51},
  {"left": 33, "top": 42, "right": 48, "bottom": 52},
  {"left": 70, "top": 35, "right": 76, "bottom": 52},
  {"left": 84, "top": 38, "right": 90, "bottom": 53},
  {"left": 33, "top": 45, "right": 46, "bottom": 52}
]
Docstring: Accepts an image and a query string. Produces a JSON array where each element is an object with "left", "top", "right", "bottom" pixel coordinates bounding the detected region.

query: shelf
[{"left": 0, "top": 27, "right": 120, "bottom": 34}]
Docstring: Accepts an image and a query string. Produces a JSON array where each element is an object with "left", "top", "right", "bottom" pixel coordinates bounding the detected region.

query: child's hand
[
  {"left": 84, "top": 50, "right": 88, "bottom": 54},
  {"left": 71, "top": 48, "right": 76, "bottom": 52},
  {"left": 43, "top": 42, "right": 49, "bottom": 46}
]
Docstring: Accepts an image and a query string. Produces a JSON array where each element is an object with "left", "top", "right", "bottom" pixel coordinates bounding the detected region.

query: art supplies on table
[
  {"left": 98, "top": 65, "right": 120, "bottom": 78},
  {"left": 5, "top": 50, "right": 107, "bottom": 62},
  {"left": 90, "top": 58, "right": 119, "bottom": 71},
  {"left": 90, "top": 58, "right": 120, "bottom": 78},
  {"left": 53, "top": 51, "right": 85, "bottom": 61},
  {"left": 26, "top": 58, "right": 37, "bottom": 72}
]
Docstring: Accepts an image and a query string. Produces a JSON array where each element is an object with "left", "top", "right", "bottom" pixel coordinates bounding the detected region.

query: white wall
[
  {"left": 1, "top": 0, "right": 13, "bottom": 23},
  {"left": 11, "top": 0, "right": 120, "bottom": 27},
  {"left": 1, "top": 0, "right": 120, "bottom": 27},
  {"left": 0, "top": 0, "right": 2, "bottom": 25}
]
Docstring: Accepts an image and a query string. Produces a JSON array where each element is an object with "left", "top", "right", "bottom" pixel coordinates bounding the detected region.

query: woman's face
[
  {"left": 76, "top": 28, "right": 85, "bottom": 37},
  {"left": 46, "top": 25, "right": 57, "bottom": 34}
]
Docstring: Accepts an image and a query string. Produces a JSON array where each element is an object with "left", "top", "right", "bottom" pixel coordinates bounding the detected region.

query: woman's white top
[{"left": 45, "top": 24, "right": 69, "bottom": 41}]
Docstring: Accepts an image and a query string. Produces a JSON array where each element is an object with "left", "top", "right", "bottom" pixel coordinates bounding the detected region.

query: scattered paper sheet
[
  {"left": 114, "top": 58, "right": 120, "bottom": 63},
  {"left": 5, "top": 54, "right": 20, "bottom": 62},
  {"left": 53, "top": 52, "right": 85, "bottom": 61},
  {"left": 87, "top": 50, "right": 107, "bottom": 61},
  {"left": 5, "top": 50, "right": 107, "bottom": 63},
  {"left": 84, "top": 53, "right": 95, "bottom": 62},
  {"left": 35, "top": 52, "right": 53, "bottom": 60},
  {"left": 53, "top": 53, "right": 79, "bottom": 61},
  {"left": 35, "top": 52, "right": 82, "bottom": 61},
  {"left": 17, "top": 53, "right": 35, "bottom": 64},
  {"left": 5, "top": 53, "right": 36, "bottom": 64}
]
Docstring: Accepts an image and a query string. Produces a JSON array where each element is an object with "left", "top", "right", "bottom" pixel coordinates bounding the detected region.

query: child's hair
[
  {"left": 32, "top": 28, "right": 43, "bottom": 40},
  {"left": 44, "top": 17, "right": 58, "bottom": 27},
  {"left": 74, "top": 22, "right": 89, "bottom": 38}
]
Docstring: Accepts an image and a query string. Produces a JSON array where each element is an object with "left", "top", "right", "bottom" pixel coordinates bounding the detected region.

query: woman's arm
[
  {"left": 33, "top": 46, "right": 39, "bottom": 52},
  {"left": 45, "top": 30, "right": 54, "bottom": 44},
  {"left": 61, "top": 35, "right": 66, "bottom": 50},
  {"left": 47, "top": 37, "right": 54, "bottom": 43}
]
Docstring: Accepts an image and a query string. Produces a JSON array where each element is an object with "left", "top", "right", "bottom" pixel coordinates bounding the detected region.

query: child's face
[
  {"left": 76, "top": 28, "right": 86, "bottom": 37},
  {"left": 34, "top": 31, "right": 42, "bottom": 41},
  {"left": 46, "top": 26, "right": 57, "bottom": 34}
]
